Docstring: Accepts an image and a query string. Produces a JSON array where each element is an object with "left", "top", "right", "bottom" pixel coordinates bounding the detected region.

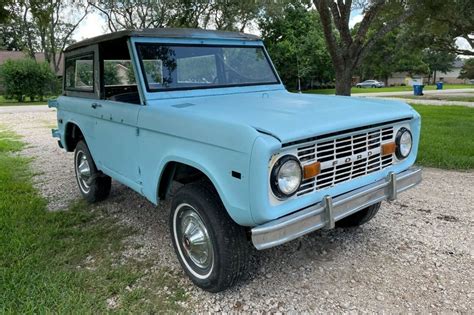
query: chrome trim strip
[{"left": 252, "top": 167, "right": 422, "bottom": 250}]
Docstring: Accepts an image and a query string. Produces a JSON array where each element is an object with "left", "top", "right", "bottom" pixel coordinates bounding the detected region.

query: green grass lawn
[
  {"left": 412, "top": 105, "right": 474, "bottom": 170},
  {"left": 0, "top": 95, "right": 51, "bottom": 106},
  {"left": 0, "top": 128, "right": 187, "bottom": 313},
  {"left": 305, "top": 84, "right": 474, "bottom": 95}
]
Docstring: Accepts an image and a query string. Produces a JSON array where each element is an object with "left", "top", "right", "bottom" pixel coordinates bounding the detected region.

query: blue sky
[{"left": 349, "top": 9, "right": 363, "bottom": 28}]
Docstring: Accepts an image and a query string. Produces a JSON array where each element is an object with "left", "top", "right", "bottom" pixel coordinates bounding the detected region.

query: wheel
[
  {"left": 74, "top": 140, "right": 111, "bottom": 203},
  {"left": 371, "top": 84, "right": 376, "bottom": 88},
  {"left": 170, "top": 181, "right": 249, "bottom": 292},
  {"left": 336, "top": 202, "right": 381, "bottom": 228}
]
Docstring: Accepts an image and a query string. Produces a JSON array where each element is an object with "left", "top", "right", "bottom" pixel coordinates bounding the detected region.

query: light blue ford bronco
[{"left": 50, "top": 28, "right": 422, "bottom": 292}]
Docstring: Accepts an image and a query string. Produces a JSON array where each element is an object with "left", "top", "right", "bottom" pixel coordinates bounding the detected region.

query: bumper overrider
[{"left": 252, "top": 167, "right": 422, "bottom": 250}]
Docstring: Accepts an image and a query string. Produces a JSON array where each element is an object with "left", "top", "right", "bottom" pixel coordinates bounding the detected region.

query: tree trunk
[
  {"left": 433, "top": 70, "right": 437, "bottom": 84},
  {"left": 384, "top": 76, "right": 389, "bottom": 87},
  {"left": 335, "top": 68, "right": 353, "bottom": 96}
]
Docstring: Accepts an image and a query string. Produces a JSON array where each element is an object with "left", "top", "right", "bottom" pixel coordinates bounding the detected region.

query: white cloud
[{"left": 72, "top": 12, "right": 108, "bottom": 41}]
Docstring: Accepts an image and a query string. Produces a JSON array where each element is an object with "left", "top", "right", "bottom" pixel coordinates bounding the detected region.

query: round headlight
[
  {"left": 395, "top": 127, "right": 412, "bottom": 159},
  {"left": 271, "top": 155, "right": 302, "bottom": 198}
]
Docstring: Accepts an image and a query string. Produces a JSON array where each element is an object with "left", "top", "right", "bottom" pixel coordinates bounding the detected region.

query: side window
[
  {"left": 65, "top": 54, "right": 94, "bottom": 91},
  {"left": 103, "top": 60, "right": 136, "bottom": 86}
]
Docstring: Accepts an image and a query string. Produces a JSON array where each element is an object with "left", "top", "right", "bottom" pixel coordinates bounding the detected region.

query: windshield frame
[{"left": 135, "top": 42, "right": 281, "bottom": 93}]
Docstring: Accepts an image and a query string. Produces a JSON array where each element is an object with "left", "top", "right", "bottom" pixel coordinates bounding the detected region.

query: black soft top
[{"left": 65, "top": 28, "right": 261, "bottom": 52}]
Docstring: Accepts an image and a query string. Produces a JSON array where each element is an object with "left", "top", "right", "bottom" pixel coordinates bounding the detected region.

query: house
[
  {"left": 386, "top": 58, "right": 469, "bottom": 86},
  {"left": 437, "top": 59, "right": 466, "bottom": 84}
]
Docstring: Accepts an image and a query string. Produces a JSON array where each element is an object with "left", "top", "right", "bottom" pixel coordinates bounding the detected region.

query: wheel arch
[
  {"left": 157, "top": 159, "right": 221, "bottom": 201},
  {"left": 153, "top": 156, "right": 252, "bottom": 226},
  {"left": 64, "top": 121, "right": 85, "bottom": 152}
]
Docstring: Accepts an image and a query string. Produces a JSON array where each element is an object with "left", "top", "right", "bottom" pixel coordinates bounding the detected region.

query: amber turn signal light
[
  {"left": 303, "top": 162, "right": 321, "bottom": 179},
  {"left": 381, "top": 142, "right": 396, "bottom": 156}
]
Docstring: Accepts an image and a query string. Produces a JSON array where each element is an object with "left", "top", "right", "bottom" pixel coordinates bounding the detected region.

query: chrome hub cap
[
  {"left": 175, "top": 205, "right": 214, "bottom": 273},
  {"left": 76, "top": 151, "right": 91, "bottom": 193}
]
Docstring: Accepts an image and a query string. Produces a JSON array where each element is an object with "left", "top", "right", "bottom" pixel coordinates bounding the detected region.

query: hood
[{"left": 162, "top": 90, "right": 416, "bottom": 144}]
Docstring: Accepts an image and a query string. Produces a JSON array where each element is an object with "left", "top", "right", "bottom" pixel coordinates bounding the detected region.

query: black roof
[{"left": 65, "top": 28, "right": 261, "bottom": 52}]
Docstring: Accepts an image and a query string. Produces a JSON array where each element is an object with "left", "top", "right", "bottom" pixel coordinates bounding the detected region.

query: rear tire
[
  {"left": 169, "top": 181, "right": 249, "bottom": 292},
  {"left": 74, "top": 140, "right": 111, "bottom": 203},
  {"left": 336, "top": 202, "right": 381, "bottom": 227}
]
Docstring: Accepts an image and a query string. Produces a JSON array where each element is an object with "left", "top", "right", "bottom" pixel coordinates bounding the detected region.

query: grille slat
[{"left": 296, "top": 125, "right": 396, "bottom": 193}]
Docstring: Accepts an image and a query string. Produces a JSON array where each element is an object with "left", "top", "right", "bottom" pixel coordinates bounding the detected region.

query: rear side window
[
  {"left": 103, "top": 60, "right": 136, "bottom": 86},
  {"left": 64, "top": 54, "right": 94, "bottom": 91}
]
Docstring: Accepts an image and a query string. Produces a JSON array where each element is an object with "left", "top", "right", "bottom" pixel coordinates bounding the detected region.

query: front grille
[{"left": 296, "top": 126, "right": 395, "bottom": 196}]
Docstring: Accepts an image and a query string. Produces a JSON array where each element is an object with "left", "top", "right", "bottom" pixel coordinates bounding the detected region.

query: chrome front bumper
[{"left": 252, "top": 167, "right": 422, "bottom": 250}]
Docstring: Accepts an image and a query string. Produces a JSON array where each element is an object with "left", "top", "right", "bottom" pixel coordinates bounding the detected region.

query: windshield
[{"left": 135, "top": 44, "right": 279, "bottom": 91}]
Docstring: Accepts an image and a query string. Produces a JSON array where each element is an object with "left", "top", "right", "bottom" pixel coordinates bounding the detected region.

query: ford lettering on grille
[{"left": 296, "top": 125, "right": 395, "bottom": 196}]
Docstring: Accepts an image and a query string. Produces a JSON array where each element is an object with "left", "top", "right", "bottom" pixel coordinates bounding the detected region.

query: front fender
[
  {"left": 155, "top": 154, "right": 252, "bottom": 225},
  {"left": 137, "top": 129, "right": 259, "bottom": 226}
]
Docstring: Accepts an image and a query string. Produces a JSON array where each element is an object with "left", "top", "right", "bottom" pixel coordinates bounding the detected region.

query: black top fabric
[{"left": 65, "top": 28, "right": 260, "bottom": 52}]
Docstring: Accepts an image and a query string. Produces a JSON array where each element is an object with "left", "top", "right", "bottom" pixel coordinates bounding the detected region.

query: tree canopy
[
  {"left": 89, "top": 0, "right": 261, "bottom": 32},
  {"left": 1, "top": 0, "right": 90, "bottom": 73},
  {"left": 459, "top": 59, "right": 474, "bottom": 80},
  {"left": 0, "top": 0, "right": 472, "bottom": 96},
  {"left": 412, "top": 0, "right": 473, "bottom": 56},
  {"left": 259, "top": 1, "right": 333, "bottom": 90}
]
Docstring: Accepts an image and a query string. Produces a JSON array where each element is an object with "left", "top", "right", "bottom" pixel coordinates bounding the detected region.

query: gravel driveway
[{"left": 1, "top": 105, "right": 473, "bottom": 312}]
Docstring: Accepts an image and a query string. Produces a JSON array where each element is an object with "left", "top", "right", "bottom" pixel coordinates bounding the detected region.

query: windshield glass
[{"left": 135, "top": 44, "right": 279, "bottom": 91}]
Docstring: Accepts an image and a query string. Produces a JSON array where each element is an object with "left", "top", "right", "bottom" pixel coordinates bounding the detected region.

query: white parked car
[{"left": 356, "top": 80, "right": 385, "bottom": 88}]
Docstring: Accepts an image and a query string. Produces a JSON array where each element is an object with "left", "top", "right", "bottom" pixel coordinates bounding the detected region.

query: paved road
[
  {"left": 351, "top": 88, "right": 474, "bottom": 107},
  {"left": 352, "top": 88, "right": 474, "bottom": 97},
  {"left": 363, "top": 97, "right": 474, "bottom": 108}
]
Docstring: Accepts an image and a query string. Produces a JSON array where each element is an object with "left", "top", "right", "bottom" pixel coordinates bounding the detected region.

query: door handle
[{"left": 91, "top": 103, "right": 102, "bottom": 109}]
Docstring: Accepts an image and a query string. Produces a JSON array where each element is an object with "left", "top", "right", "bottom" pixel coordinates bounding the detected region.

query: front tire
[
  {"left": 74, "top": 140, "right": 111, "bottom": 203},
  {"left": 170, "top": 181, "right": 249, "bottom": 292},
  {"left": 336, "top": 202, "right": 381, "bottom": 227}
]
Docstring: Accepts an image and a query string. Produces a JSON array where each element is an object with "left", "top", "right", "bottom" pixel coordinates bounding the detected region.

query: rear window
[{"left": 64, "top": 54, "right": 94, "bottom": 91}]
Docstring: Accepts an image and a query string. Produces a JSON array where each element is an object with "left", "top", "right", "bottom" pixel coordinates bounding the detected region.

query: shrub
[{"left": 0, "top": 58, "right": 56, "bottom": 102}]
